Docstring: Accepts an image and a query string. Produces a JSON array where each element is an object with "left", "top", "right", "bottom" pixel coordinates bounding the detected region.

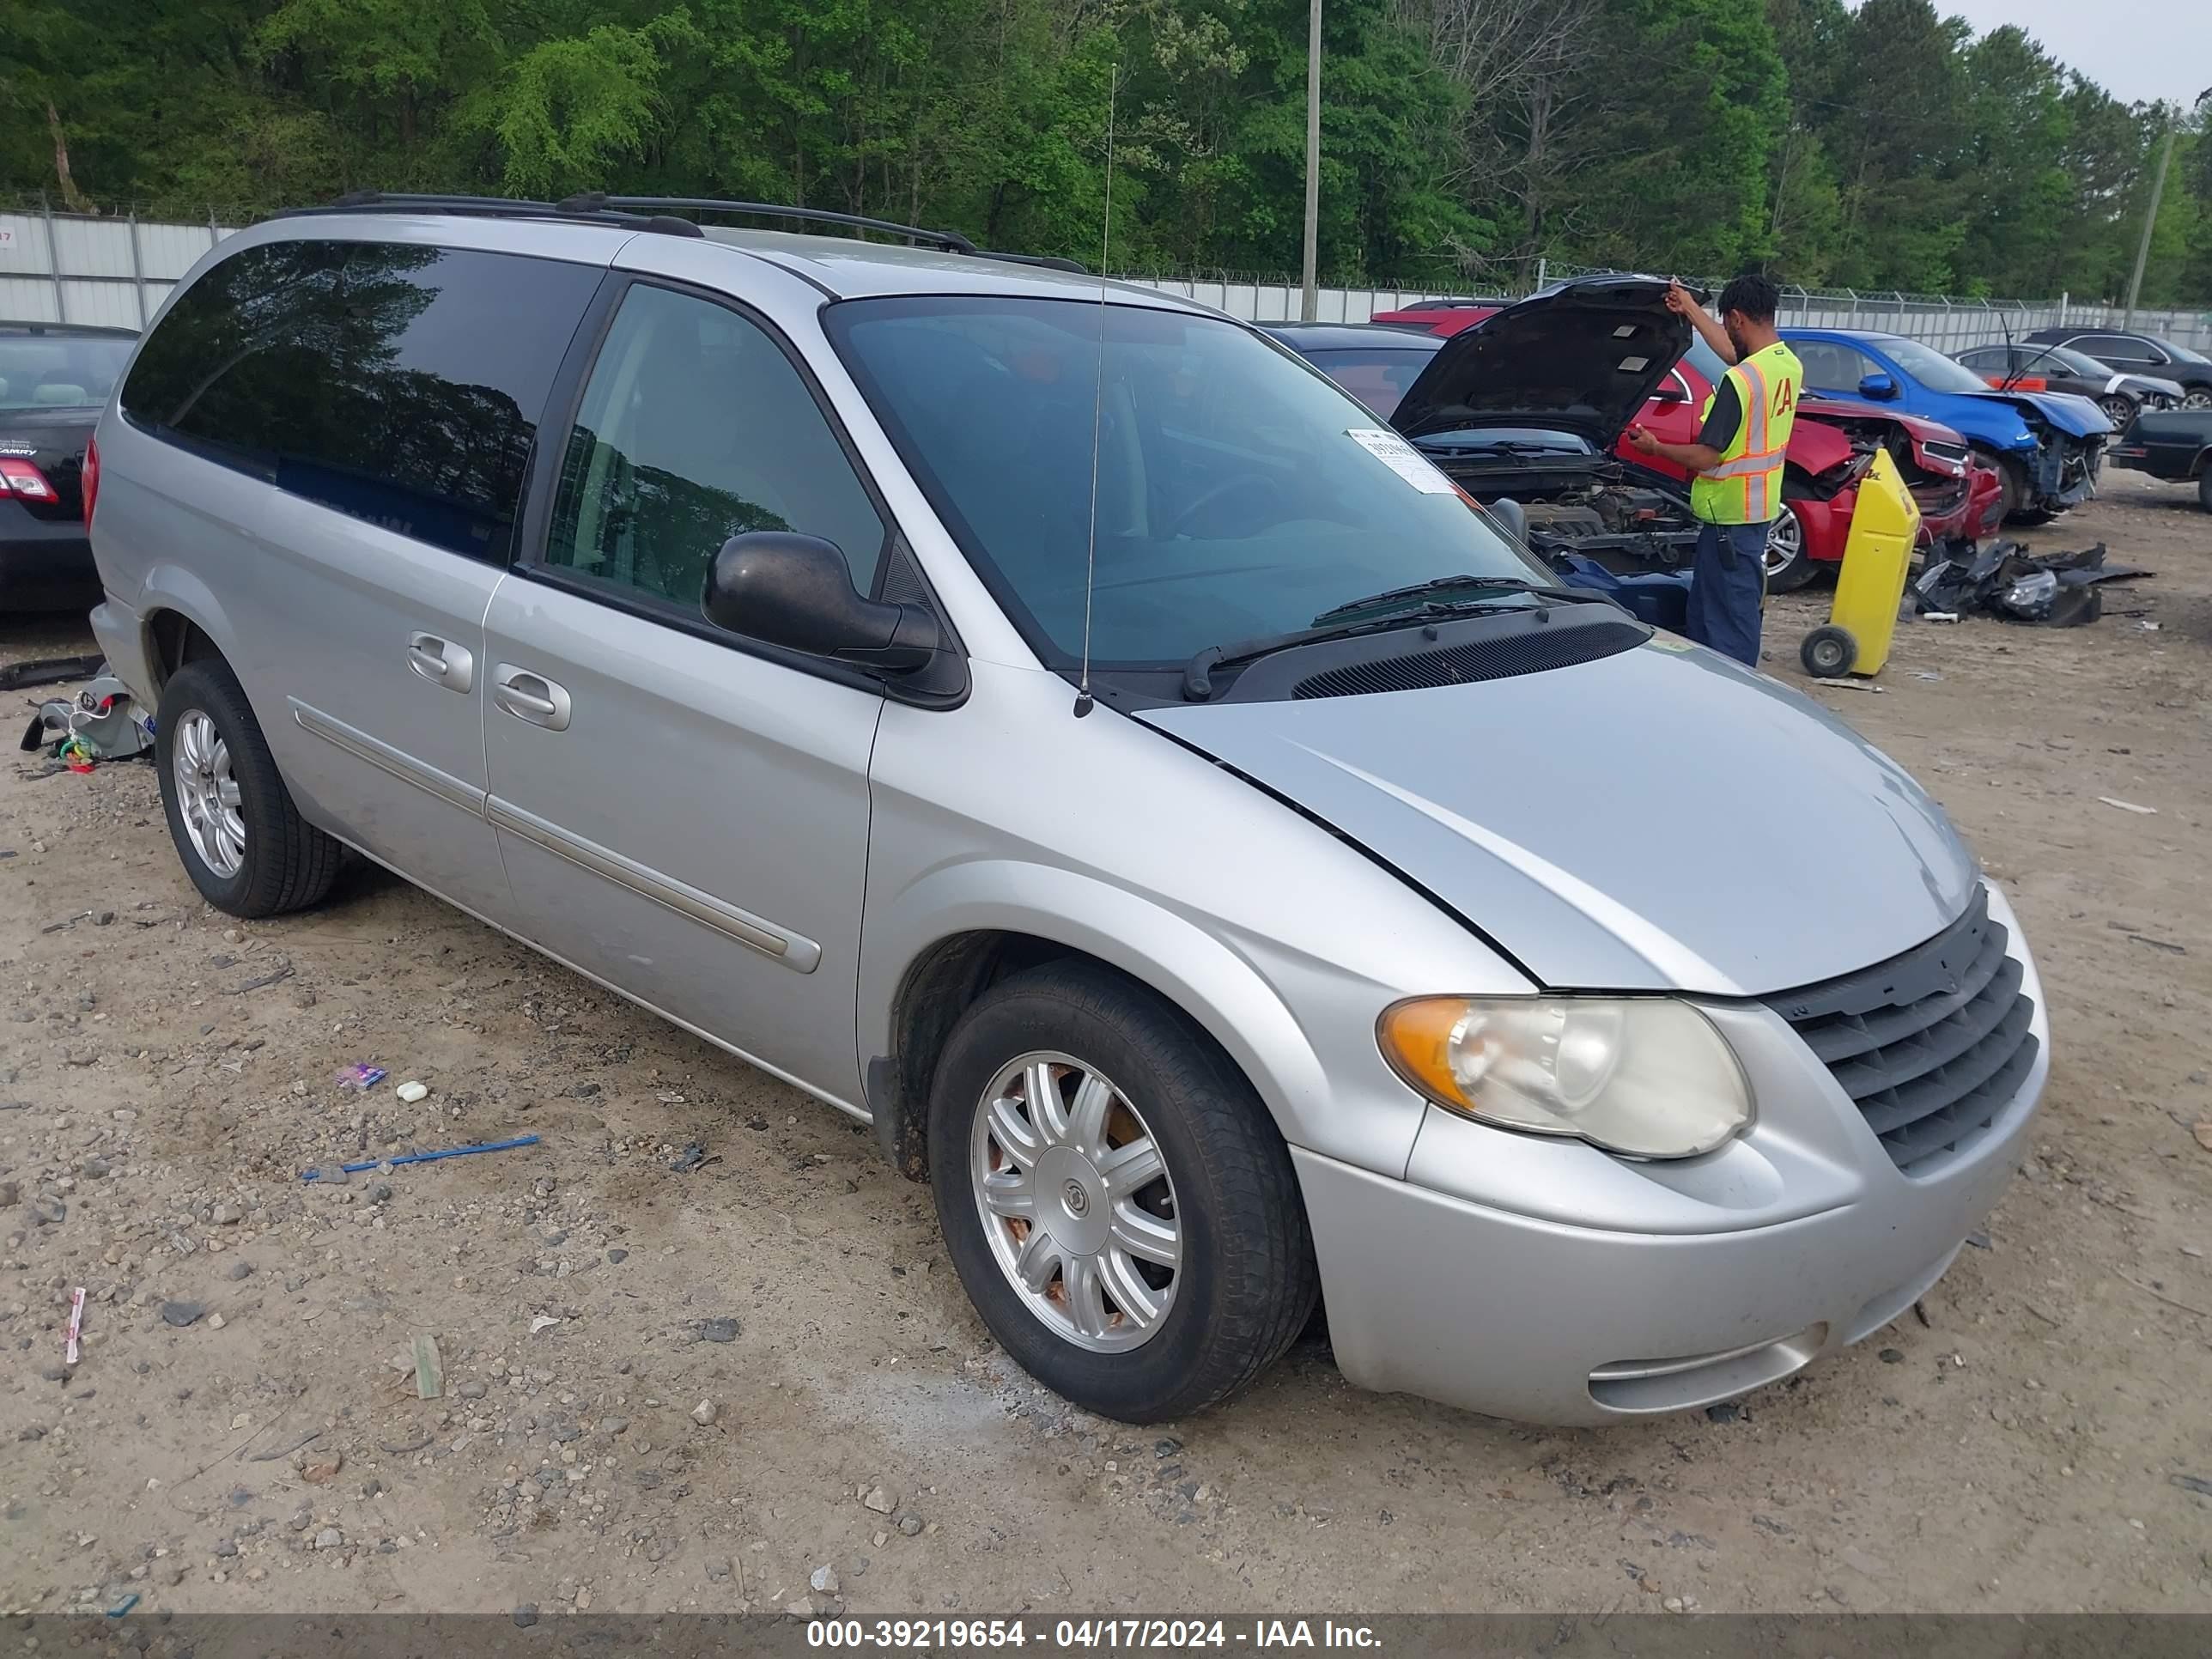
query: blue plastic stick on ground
[{"left": 300, "top": 1133, "right": 540, "bottom": 1182}]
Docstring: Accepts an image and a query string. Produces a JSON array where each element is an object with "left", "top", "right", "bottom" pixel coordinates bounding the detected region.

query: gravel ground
[{"left": 3, "top": 471, "right": 2209, "bottom": 1619}]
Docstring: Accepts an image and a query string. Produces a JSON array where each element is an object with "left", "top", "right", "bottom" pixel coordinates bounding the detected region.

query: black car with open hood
[
  {"left": 1390, "top": 275, "right": 1692, "bottom": 448},
  {"left": 1385, "top": 276, "right": 1710, "bottom": 573}
]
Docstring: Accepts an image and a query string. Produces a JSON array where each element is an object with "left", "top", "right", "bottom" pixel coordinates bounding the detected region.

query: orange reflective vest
[{"left": 1690, "top": 342, "right": 1802, "bottom": 526}]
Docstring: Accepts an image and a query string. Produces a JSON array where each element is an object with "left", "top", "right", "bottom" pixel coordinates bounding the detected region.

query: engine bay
[{"left": 1507, "top": 477, "right": 1704, "bottom": 571}]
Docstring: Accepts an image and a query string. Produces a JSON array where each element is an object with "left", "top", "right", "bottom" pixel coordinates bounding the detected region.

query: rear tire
[
  {"left": 156, "top": 659, "right": 341, "bottom": 917},
  {"left": 927, "top": 961, "right": 1317, "bottom": 1422}
]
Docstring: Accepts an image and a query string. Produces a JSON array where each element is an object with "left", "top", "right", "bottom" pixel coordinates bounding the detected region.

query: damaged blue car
[{"left": 1784, "top": 328, "right": 2110, "bottom": 523}]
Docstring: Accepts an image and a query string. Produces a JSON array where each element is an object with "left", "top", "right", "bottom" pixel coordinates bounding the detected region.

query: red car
[{"left": 1370, "top": 301, "right": 2003, "bottom": 588}]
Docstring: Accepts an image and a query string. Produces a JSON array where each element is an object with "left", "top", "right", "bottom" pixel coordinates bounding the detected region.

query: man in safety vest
[{"left": 1626, "top": 273, "right": 1802, "bottom": 666}]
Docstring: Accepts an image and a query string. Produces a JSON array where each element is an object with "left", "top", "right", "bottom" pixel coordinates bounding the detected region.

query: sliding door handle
[
  {"left": 493, "top": 665, "right": 572, "bottom": 731},
  {"left": 407, "top": 632, "right": 474, "bottom": 694}
]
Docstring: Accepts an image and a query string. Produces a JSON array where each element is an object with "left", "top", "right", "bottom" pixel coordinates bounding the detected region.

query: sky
[{"left": 1937, "top": 0, "right": 2212, "bottom": 109}]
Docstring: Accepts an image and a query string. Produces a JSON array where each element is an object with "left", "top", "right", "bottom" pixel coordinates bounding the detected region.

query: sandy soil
[{"left": 3, "top": 473, "right": 2209, "bottom": 1620}]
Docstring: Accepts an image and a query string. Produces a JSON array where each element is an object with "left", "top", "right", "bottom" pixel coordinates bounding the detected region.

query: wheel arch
[
  {"left": 860, "top": 868, "right": 1342, "bottom": 1183},
  {"left": 137, "top": 568, "right": 240, "bottom": 695}
]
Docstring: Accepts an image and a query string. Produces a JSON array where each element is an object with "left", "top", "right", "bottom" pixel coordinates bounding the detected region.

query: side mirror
[
  {"left": 1650, "top": 380, "right": 1687, "bottom": 405},
  {"left": 1857, "top": 372, "right": 1898, "bottom": 401},
  {"left": 702, "top": 532, "right": 941, "bottom": 672}
]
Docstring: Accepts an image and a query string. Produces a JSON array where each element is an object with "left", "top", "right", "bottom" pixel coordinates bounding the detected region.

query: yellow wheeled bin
[{"left": 1800, "top": 447, "right": 1922, "bottom": 678}]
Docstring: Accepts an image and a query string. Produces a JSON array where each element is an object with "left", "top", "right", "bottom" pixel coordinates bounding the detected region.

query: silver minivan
[{"left": 87, "top": 198, "right": 2048, "bottom": 1425}]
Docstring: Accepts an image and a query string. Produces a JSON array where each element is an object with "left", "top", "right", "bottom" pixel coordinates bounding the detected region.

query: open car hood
[{"left": 1390, "top": 276, "right": 1691, "bottom": 448}]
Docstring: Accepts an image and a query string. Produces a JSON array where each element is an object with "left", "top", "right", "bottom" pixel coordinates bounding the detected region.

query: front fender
[{"left": 859, "top": 859, "right": 1430, "bottom": 1179}]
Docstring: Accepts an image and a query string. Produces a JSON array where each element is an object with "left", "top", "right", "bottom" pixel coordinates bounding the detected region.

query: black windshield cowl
[
  {"left": 1182, "top": 587, "right": 1622, "bottom": 702},
  {"left": 1185, "top": 599, "right": 1651, "bottom": 705}
]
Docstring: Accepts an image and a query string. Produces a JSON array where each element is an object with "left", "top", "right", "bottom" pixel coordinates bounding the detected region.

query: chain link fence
[
  {"left": 7, "top": 196, "right": 2209, "bottom": 356},
  {"left": 1532, "top": 258, "right": 2212, "bottom": 356},
  {"left": 1120, "top": 259, "right": 2212, "bottom": 354}
]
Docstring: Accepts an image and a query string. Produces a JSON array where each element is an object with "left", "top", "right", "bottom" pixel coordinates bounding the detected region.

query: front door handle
[
  {"left": 407, "top": 632, "right": 474, "bottom": 694},
  {"left": 493, "top": 664, "right": 572, "bottom": 732}
]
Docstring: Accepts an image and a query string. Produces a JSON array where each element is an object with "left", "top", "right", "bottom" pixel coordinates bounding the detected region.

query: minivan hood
[
  {"left": 1140, "top": 641, "right": 1977, "bottom": 996},
  {"left": 1390, "top": 276, "right": 1689, "bottom": 447}
]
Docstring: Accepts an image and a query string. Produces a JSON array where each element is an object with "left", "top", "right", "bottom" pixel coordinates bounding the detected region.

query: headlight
[{"left": 1377, "top": 996, "right": 1751, "bottom": 1158}]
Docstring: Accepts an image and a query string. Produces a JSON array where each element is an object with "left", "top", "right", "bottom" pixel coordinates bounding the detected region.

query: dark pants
[{"left": 1686, "top": 520, "right": 1768, "bottom": 666}]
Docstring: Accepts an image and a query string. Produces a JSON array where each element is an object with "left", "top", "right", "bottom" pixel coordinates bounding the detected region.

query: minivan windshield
[
  {"left": 826, "top": 295, "right": 1551, "bottom": 667},
  {"left": 0, "top": 333, "right": 134, "bottom": 410}
]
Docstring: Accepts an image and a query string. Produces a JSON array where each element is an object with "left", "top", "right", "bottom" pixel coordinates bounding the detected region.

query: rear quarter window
[{"left": 120, "top": 238, "right": 599, "bottom": 561}]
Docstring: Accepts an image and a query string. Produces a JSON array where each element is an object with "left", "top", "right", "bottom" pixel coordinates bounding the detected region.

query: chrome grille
[{"left": 1765, "top": 887, "right": 2037, "bottom": 1175}]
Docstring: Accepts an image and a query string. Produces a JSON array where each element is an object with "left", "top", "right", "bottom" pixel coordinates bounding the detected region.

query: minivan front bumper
[{"left": 1295, "top": 884, "right": 2049, "bottom": 1425}]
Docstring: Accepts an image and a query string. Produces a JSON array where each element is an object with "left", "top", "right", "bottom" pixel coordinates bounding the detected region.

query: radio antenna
[{"left": 1075, "top": 64, "right": 1117, "bottom": 719}]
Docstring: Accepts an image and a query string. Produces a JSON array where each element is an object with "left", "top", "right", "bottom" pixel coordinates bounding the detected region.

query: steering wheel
[{"left": 1167, "top": 471, "right": 1279, "bottom": 539}]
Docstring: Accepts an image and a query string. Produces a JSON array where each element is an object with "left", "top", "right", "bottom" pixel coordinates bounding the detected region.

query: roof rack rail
[
  {"left": 564, "top": 194, "right": 979, "bottom": 254},
  {"left": 290, "top": 190, "right": 1090, "bottom": 271},
  {"left": 285, "top": 191, "right": 704, "bottom": 239},
  {"left": 969, "top": 251, "right": 1091, "bottom": 275}
]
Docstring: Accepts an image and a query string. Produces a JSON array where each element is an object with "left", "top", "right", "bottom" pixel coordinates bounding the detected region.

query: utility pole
[
  {"left": 2124, "top": 88, "right": 2210, "bottom": 328},
  {"left": 1301, "top": 0, "right": 1322, "bottom": 321},
  {"left": 2123, "top": 125, "right": 2176, "bottom": 330}
]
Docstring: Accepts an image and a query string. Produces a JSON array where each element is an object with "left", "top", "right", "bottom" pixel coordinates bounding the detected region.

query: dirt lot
[{"left": 3, "top": 471, "right": 2210, "bottom": 1620}]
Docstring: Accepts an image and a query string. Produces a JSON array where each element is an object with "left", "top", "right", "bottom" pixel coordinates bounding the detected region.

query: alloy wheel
[
  {"left": 1763, "top": 507, "right": 1805, "bottom": 578},
  {"left": 969, "top": 1050, "right": 1182, "bottom": 1352},
  {"left": 173, "top": 710, "right": 246, "bottom": 878},
  {"left": 2097, "top": 395, "right": 2136, "bottom": 428},
  {"left": 2185, "top": 388, "right": 2212, "bottom": 410}
]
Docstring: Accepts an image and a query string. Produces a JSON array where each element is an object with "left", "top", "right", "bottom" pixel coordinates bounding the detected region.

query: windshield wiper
[
  {"left": 1309, "top": 574, "right": 1595, "bottom": 627},
  {"left": 1413, "top": 436, "right": 1569, "bottom": 458},
  {"left": 1181, "top": 581, "right": 1603, "bottom": 702}
]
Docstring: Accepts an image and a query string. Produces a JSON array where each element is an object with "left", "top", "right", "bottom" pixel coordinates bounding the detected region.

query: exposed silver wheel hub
[
  {"left": 173, "top": 710, "right": 246, "bottom": 879},
  {"left": 1762, "top": 508, "right": 1803, "bottom": 577},
  {"left": 970, "top": 1051, "right": 1182, "bottom": 1353}
]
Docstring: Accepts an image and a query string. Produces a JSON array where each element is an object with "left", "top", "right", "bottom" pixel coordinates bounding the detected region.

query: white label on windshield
[{"left": 1346, "top": 427, "right": 1456, "bottom": 494}]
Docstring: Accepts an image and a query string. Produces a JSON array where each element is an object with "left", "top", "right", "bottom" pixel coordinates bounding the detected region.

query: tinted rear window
[
  {"left": 1299, "top": 346, "right": 1438, "bottom": 419},
  {"left": 121, "top": 239, "right": 599, "bottom": 560}
]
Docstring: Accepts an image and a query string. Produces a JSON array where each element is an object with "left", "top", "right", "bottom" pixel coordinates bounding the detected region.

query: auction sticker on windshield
[{"left": 1346, "top": 427, "right": 1456, "bottom": 494}]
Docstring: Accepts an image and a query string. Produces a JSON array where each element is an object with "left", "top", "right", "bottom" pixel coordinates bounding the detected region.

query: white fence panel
[
  {"left": 0, "top": 276, "right": 58, "bottom": 321},
  {"left": 57, "top": 281, "right": 141, "bottom": 328},
  {"left": 140, "top": 221, "right": 225, "bottom": 278},
  {"left": 1, "top": 210, "right": 235, "bottom": 326}
]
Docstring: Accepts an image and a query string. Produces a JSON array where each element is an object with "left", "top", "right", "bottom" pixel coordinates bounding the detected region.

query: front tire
[
  {"left": 927, "top": 962, "right": 1317, "bottom": 1422},
  {"left": 2096, "top": 393, "right": 2137, "bottom": 431},
  {"left": 156, "top": 659, "right": 341, "bottom": 917},
  {"left": 1971, "top": 445, "right": 2025, "bottom": 521}
]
